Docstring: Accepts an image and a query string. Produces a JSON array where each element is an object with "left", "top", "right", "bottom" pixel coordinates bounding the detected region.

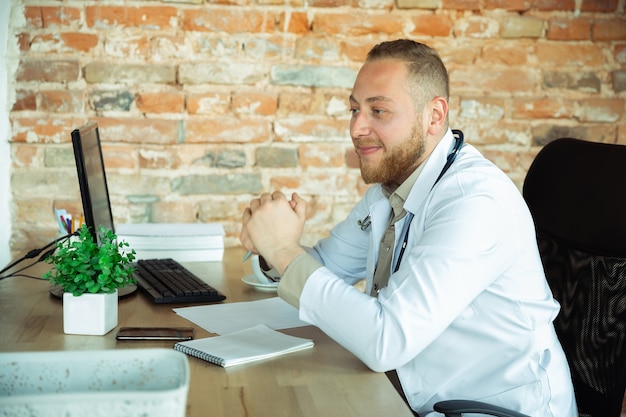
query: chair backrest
[{"left": 522, "top": 138, "right": 626, "bottom": 417}]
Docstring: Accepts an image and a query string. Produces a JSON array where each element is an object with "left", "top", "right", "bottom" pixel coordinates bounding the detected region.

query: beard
[{"left": 358, "top": 122, "right": 426, "bottom": 186}]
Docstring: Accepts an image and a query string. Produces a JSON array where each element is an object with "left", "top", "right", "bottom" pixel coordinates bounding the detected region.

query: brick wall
[{"left": 7, "top": 0, "right": 626, "bottom": 255}]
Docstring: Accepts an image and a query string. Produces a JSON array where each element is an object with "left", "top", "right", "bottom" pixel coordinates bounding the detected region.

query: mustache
[{"left": 353, "top": 139, "right": 383, "bottom": 148}]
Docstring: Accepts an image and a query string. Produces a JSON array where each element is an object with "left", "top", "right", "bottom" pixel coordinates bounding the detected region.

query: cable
[{"left": 0, "top": 232, "right": 76, "bottom": 280}]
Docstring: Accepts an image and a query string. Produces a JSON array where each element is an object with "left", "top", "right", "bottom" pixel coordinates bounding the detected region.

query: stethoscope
[{"left": 357, "top": 129, "right": 465, "bottom": 274}]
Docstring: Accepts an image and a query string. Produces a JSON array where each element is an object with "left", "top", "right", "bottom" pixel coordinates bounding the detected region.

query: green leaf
[{"left": 43, "top": 224, "right": 137, "bottom": 296}]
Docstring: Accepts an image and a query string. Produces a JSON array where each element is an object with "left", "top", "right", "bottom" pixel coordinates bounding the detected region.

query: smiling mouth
[
  {"left": 357, "top": 146, "right": 381, "bottom": 156},
  {"left": 354, "top": 139, "right": 383, "bottom": 155},
  {"left": 355, "top": 142, "right": 383, "bottom": 156}
]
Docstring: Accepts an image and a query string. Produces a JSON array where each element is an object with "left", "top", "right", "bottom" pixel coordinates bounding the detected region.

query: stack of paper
[{"left": 116, "top": 223, "right": 225, "bottom": 262}]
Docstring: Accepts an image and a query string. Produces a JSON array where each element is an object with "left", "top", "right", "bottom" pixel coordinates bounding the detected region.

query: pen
[{"left": 242, "top": 250, "right": 252, "bottom": 263}]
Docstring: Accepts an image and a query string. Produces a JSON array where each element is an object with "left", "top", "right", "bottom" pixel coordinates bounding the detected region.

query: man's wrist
[{"left": 269, "top": 246, "right": 306, "bottom": 275}]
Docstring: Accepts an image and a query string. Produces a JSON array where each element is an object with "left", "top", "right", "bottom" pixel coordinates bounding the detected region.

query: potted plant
[{"left": 43, "top": 224, "right": 136, "bottom": 335}]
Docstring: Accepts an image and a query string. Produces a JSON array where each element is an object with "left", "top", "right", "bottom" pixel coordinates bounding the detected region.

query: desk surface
[{"left": 0, "top": 247, "right": 414, "bottom": 417}]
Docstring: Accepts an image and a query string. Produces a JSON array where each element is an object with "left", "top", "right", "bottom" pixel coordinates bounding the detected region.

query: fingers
[
  {"left": 240, "top": 191, "right": 301, "bottom": 250},
  {"left": 290, "top": 192, "right": 307, "bottom": 218},
  {"left": 239, "top": 207, "right": 255, "bottom": 252}
]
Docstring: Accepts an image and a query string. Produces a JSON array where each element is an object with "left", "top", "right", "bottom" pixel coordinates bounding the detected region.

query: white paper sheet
[{"left": 173, "top": 297, "right": 309, "bottom": 335}]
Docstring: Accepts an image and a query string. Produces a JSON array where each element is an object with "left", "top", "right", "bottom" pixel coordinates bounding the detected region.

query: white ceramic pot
[{"left": 62, "top": 290, "right": 118, "bottom": 335}]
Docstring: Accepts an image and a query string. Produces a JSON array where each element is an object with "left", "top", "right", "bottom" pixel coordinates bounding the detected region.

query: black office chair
[{"left": 434, "top": 138, "right": 626, "bottom": 417}]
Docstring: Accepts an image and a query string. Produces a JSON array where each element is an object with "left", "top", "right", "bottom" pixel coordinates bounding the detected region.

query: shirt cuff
[{"left": 277, "top": 252, "right": 323, "bottom": 309}]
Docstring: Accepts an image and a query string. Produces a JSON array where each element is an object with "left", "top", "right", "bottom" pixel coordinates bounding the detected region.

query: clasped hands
[{"left": 240, "top": 191, "right": 307, "bottom": 275}]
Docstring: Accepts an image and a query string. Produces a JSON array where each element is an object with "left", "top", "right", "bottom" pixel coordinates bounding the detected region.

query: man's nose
[{"left": 350, "top": 112, "right": 370, "bottom": 137}]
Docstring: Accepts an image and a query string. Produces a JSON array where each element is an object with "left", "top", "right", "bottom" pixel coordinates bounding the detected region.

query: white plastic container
[{"left": 0, "top": 349, "right": 189, "bottom": 417}]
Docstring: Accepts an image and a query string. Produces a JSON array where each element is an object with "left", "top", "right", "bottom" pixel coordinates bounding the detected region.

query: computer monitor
[{"left": 71, "top": 122, "right": 115, "bottom": 244}]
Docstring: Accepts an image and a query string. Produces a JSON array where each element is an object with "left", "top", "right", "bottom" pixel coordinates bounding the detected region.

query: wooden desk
[{"left": 0, "top": 248, "right": 414, "bottom": 417}]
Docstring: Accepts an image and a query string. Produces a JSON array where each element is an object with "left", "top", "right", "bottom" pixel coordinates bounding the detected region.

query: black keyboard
[{"left": 134, "top": 258, "right": 226, "bottom": 304}]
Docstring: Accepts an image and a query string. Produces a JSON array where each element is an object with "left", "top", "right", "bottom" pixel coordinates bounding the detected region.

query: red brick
[
  {"left": 183, "top": 9, "right": 276, "bottom": 33},
  {"left": 462, "top": 123, "right": 528, "bottom": 146},
  {"left": 459, "top": 97, "right": 506, "bottom": 120},
  {"left": 232, "top": 92, "right": 278, "bottom": 116},
  {"left": 10, "top": 117, "right": 84, "bottom": 143},
  {"left": 243, "top": 36, "right": 294, "bottom": 59},
  {"left": 274, "top": 118, "right": 348, "bottom": 142},
  {"left": 339, "top": 39, "right": 375, "bottom": 62},
  {"left": 39, "top": 6, "right": 82, "bottom": 27},
  {"left": 480, "top": 41, "right": 530, "bottom": 65},
  {"left": 441, "top": 0, "right": 480, "bottom": 10},
  {"left": 31, "top": 33, "right": 99, "bottom": 53},
  {"left": 546, "top": 17, "right": 592, "bottom": 40},
  {"left": 101, "top": 145, "right": 137, "bottom": 170},
  {"left": 279, "top": 11, "right": 309, "bottom": 34},
  {"left": 24, "top": 7, "right": 44, "bottom": 28},
  {"left": 138, "top": 147, "right": 181, "bottom": 169},
  {"left": 39, "top": 90, "right": 85, "bottom": 113},
  {"left": 150, "top": 35, "right": 188, "bottom": 59},
  {"left": 86, "top": 6, "right": 126, "bottom": 28},
  {"left": 62, "top": 32, "right": 99, "bottom": 52},
  {"left": 535, "top": 43, "right": 605, "bottom": 66},
  {"left": 259, "top": 0, "right": 305, "bottom": 5},
  {"left": 581, "top": 0, "right": 618, "bottom": 12},
  {"left": 511, "top": 98, "right": 574, "bottom": 119},
  {"left": 152, "top": 200, "right": 197, "bottom": 223},
  {"left": 484, "top": 0, "right": 531, "bottom": 11},
  {"left": 452, "top": 68, "right": 538, "bottom": 94},
  {"left": 270, "top": 176, "right": 301, "bottom": 191},
  {"left": 454, "top": 16, "right": 499, "bottom": 38},
  {"left": 16, "top": 59, "right": 80, "bottom": 82},
  {"left": 575, "top": 98, "right": 624, "bottom": 123},
  {"left": 12, "top": 144, "right": 39, "bottom": 168},
  {"left": 136, "top": 91, "right": 185, "bottom": 114},
  {"left": 86, "top": 6, "right": 178, "bottom": 30},
  {"left": 84, "top": 62, "right": 175, "bottom": 84},
  {"left": 104, "top": 36, "right": 151, "bottom": 59},
  {"left": 185, "top": 118, "right": 272, "bottom": 143},
  {"left": 436, "top": 42, "right": 478, "bottom": 65},
  {"left": 277, "top": 92, "right": 326, "bottom": 116},
  {"left": 592, "top": 18, "right": 626, "bottom": 41},
  {"left": 17, "top": 33, "right": 30, "bottom": 52},
  {"left": 312, "top": 13, "right": 403, "bottom": 35},
  {"left": 299, "top": 144, "right": 345, "bottom": 168},
  {"left": 96, "top": 117, "right": 179, "bottom": 145},
  {"left": 186, "top": 92, "right": 231, "bottom": 115},
  {"left": 410, "top": 14, "right": 453, "bottom": 37},
  {"left": 309, "top": 0, "right": 350, "bottom": 6},
  {"left": 532, "top": 0, "right": 575, "bottom": 11},
  {"left": 12, "top": 90, "right": 36, "bottom": 111}
]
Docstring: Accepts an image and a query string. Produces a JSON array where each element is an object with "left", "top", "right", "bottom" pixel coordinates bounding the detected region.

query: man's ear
[{"left": 425, "top": 96, "right": 448, "bottom": 136}]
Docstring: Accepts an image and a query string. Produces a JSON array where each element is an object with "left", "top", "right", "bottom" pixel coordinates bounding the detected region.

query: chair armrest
[{"left": 433, "top": 400, "right": 531, "bottom": 417}]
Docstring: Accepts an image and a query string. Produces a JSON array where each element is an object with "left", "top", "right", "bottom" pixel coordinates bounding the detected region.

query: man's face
[{"left": 349, "top": 59, "right": 426, "bottom": 187}]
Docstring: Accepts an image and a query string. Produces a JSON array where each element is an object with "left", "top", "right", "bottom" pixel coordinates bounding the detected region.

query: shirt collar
[{"left": 381, "top": 156, "right": 430, "bottom": 219}]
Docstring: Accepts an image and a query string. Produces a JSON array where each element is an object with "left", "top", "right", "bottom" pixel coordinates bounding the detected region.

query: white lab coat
[{"left": 297, "top": 130, "right": 577, "bottom": 416}]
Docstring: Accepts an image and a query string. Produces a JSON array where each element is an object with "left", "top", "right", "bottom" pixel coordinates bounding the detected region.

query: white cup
[{"left": 251, "top": 255, "right": 272, "bottom": 284}]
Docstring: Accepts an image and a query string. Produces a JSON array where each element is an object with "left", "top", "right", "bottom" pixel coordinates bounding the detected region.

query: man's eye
[
  {"left": 349, "top": 108, "right": 359, "bottom": 115},
  {"left": 373, "top": 109, "right": 385, "bottom": 115}
]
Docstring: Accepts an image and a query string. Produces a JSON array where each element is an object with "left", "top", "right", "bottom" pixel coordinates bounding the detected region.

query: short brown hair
[{"left": 366, "top": 39, "right": 449, "bottom": 111}]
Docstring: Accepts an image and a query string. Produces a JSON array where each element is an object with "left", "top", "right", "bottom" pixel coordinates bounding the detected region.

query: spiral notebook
[{"left": 174, "top": 324, "right": 314, "bottom": 367}]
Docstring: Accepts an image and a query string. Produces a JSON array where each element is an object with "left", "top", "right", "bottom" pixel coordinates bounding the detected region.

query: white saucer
[{"left": 242, "top": 275, "right": 279, "bottom": 292}]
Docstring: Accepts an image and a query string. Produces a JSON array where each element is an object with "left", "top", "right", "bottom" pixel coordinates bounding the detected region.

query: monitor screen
[{"left": 71, "top": 122, "right": 115, "bottom": 243}]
